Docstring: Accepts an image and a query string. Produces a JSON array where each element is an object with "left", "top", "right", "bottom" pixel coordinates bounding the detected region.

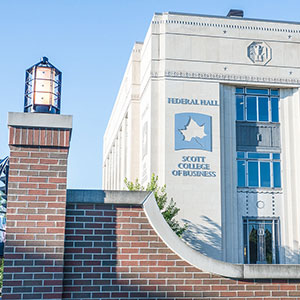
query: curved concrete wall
[{"left": 143, "top": 192, "right": 300, "bottom": 279}]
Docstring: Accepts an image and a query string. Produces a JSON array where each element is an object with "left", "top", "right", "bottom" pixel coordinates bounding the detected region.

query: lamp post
[{"left": 24, "top": 56, "right": 62, "bottom": 114}]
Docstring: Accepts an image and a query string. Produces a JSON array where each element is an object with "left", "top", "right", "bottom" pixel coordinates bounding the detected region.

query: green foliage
[
  {"left": 0, "top": 257, "right": 3, "bottom": 289},
  {"left": 124, "top": 174, "right": 187, "bottom": 237}
]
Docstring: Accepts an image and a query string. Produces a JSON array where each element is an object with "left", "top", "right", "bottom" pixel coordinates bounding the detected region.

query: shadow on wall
[
  {"left": 182, "top": 216, "right": 222, "bottom": 260},
  {"left": 282, "top": 245, "right": 300, "bottom": 264},
  {"left": 182, "top": 213, "right": 300, "bottom": 264}
]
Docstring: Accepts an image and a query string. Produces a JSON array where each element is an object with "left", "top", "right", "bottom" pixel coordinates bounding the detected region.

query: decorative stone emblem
[
  {"left": 247, "top": 41, "right": 272, "bottom": 65},
  {"left": 256, "top": 200, "right": 265, "bottom": 209}
]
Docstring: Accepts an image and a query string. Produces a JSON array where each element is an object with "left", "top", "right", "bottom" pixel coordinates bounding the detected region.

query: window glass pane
[
  {"left": 244, "top": 218, "right": 279, "bottom": 264},
  {"left": 248, "top": 161, "right": 259, "bottom": 186},
  {"left": 272, "top": 153, "right": 280, "bottom": 160},
  {"left": 248, "top": 153, "right": 270, "bottom": 159},
  {"left": 236, "top": 87, "right": 244, "bottom": 94},
  {"left": 236, "top": 96, "right": 244, "bottom": 120},
  {"left": 265, "top": 224, "right": 273, "bottom": 264},
  {"left": 243, "top": 221, "right": 248, "bottom": 264},
  {"left": 246, "top": 88, "right": 269, "bottom": 95},
  {"left": 237, "top": 161, "right": 246, "bottom": 187},
  {"left": 271, "top": 89, "right": 279, "bottom": 96},
  {"left": 249, "top": 225, "right": 258, "bottom": 264},
  {"left": 260, "top": 162, "right": 270, "bottom": 187},
  {"left": 273, "top": 162, "right": 281, "bottom": 188},
  {"left": 258, "top": 97, "right": 269, "bottom": 121},
  {"left": 274, "top": 221, "right": 280, "bottom": 263},
  {"left": 237, "top": 152, "right": 245, "bottom": 158},
  {"left": 271, "top": 97, "right": 279, "bottom": 122},
  {"left": 247, "top": 97, "right": 257, "bottom": 121}
]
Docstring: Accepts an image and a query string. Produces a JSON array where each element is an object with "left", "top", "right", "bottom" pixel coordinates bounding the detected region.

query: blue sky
[{"left": 1, "top": 0, "right": 300, "bottom": 189}]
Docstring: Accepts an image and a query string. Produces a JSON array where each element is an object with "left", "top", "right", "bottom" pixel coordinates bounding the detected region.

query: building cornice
[{"left": 150, "top": 71, "right": 300, "bottom": 86}]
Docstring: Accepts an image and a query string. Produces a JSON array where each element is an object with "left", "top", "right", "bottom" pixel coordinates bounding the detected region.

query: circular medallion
[{"left": 256, "top": 201, "right": 265, "bottom": 209}]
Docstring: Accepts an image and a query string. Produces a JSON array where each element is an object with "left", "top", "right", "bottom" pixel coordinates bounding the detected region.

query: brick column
[{"left": 2, "top": 112, "right": 72, "bottom": 300}]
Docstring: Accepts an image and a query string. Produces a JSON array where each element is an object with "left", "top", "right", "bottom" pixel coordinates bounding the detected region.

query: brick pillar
[{"left": 2, "top": 112, "right": 72, "bottom": 300}]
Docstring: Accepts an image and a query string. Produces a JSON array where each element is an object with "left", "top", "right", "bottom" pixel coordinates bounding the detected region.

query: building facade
[{"left": 103, "top": 10, "right": 300, "bottom": 264}]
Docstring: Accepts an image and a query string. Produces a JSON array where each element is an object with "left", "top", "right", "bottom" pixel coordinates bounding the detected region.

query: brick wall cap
[
  {"left": 67, "top": 189, "right": 150, "bottom": 204},
  {"left": 143, "top": 193, "right": 300, "bottom": 279},
  {"left": 8, "top": 112, "right": 72, "bottom": 129}
]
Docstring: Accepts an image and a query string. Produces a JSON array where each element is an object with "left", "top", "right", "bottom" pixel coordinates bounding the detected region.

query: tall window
[
  {"left": 243, "top": 218, "right": 280, "bottom": 264},
  {"left": 237, "top": 152, "right": 281, "bottom": 188},
  {"left": 236, "top": 87, "right": 279, "bottom": 123}
]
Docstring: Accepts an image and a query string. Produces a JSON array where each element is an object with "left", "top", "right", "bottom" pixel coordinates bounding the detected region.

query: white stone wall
[
  {"left": 103, "top": 11, "right": 300, "bottom": 263},
  {"left": 103, "top": 43, "right": 142, "bottom": 189}
]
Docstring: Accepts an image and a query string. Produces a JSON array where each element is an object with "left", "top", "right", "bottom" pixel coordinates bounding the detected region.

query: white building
[{"left": 103, "top": 10, "right": 300, "bottom": 264}]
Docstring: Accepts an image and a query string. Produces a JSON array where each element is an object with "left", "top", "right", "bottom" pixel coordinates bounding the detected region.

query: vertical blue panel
[
  {"left": 236, "top": 96, "right": 244, "bottom": 121},
  {"left": 237, "top": 161, "right": 246, "bottom": 187},
  {"left": 260, "top": 162, "right": 270, "bottom": 187},
  {"left": 247, "top": 97, "right": 257, "bottom": 121},
  {"left": 273, "top": 162, "right": 281, "bottom": 188},
  {"left": 258, "top": 97, "right": 269, "bottom": 121},
  {"left": 248, "top": 161, "right": 259, "bottom": 187},
  {"left": 271, "top": 98, "right": 279, "bottom": 122}
]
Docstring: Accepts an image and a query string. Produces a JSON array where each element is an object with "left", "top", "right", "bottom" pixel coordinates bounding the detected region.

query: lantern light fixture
[{"left": 24, "top": 57, "right": 62, "bottom": 114}]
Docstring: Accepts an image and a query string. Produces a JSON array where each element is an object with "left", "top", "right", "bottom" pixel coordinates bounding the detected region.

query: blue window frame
[
  {"left": 243, "top": 218, "right": 280, "bottom": 264},
  {"left": 237, "top": 152, "right": 281, "bottom": 188},
  {"left": 236, "top": 88, "right": 280, "bottom": 123}
]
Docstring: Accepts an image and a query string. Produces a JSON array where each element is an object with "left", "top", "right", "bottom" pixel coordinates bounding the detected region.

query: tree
[{"left": 124, "top": 174, "right": 187, "bottom": 237}]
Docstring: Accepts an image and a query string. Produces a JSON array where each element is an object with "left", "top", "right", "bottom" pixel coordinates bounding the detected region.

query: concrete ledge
[
  {"left": 143, "top": 193, "right": 300, "bottom": 279},
  {"left": 67, "top": 189, "right": 150, "bottom": 205},
  {"left": 8, "top": 112, "right": 73, "bottom": 129},
  {"left": 243, "top": 264, "right": 300, "bottom": 279}
]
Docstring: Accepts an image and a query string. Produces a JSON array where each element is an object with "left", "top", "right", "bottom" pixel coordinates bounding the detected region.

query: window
[
  {"left": 243, "top": 218, "right": 280, "bottom": 264},
  {"left": 237, "top": 152, "right": 281, "bottom": 188},
  {"left": 236, "top": 88, "right": 279, "bottom": 122}
]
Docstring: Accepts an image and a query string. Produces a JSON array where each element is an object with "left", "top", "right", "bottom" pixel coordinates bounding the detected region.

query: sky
[{"left": 1, "top": 0, "right": 300, "bottom": 189}]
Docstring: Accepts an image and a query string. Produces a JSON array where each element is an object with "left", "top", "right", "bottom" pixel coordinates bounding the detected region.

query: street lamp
[{"left": 24, "top": 57, "right": 62, "bottom": 114}]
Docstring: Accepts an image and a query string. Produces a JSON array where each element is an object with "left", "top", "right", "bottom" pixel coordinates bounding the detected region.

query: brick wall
[
  {"left": 3, "top": 113, "right": 300, "bottom": 300},
  {"left": 63, "top": 202, "right": 300, "bottom": 300},
  {"left": 2, "top": 124, "right": 71, "bottom": 300}
]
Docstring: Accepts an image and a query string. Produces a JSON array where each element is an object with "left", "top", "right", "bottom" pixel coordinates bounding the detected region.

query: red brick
[
  {"left": 28, "top": 215, "right": 46, "bottom": 221},
  {"left": 38, "top": 183, "right": 57, "bottom": 189},
  {"left": 28, "top": 177, "right": 48, "bottom": 182},
  {"left": 10, "top": 150, "right": 29, "bottom": 157},
  {"left": 33, "top": 128, "right": 40, "bottom": 145},
  {"left": 28, "top": 189, "right": 47, "bottom": 195},
  {"left": 19, "top": 183, "right": 38, "bottom": 189},
  {"left": 9, "top": 176, "right": 28, "bottom": 182},
  {"left": 46, "top": 228, "right": 65, "bottom": 234},
  {"left": 19, "top": 158, "right": 39, "bottom": 164},
  {"left": 21, "top": 128, "right": 27, "bottom": 144},
  {"left": 30, "top": 165, "right": 49, "bottom": 170},
  {"left": 49, "top": 177, "right": 66, "bottom": 183},
  {"left": 9, "top": 127, "right": 14, "bottom": 144}
]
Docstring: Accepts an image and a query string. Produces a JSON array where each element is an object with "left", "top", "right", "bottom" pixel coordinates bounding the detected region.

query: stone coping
[
  {"left": 8, "top": 112, "right": 73, "bottom": 129},
  {"left": 67, "top": 189, "right": 150, "bottom": 205},
  {"left": 67, "top": 189, "right": 300, "bottom": 279}
]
